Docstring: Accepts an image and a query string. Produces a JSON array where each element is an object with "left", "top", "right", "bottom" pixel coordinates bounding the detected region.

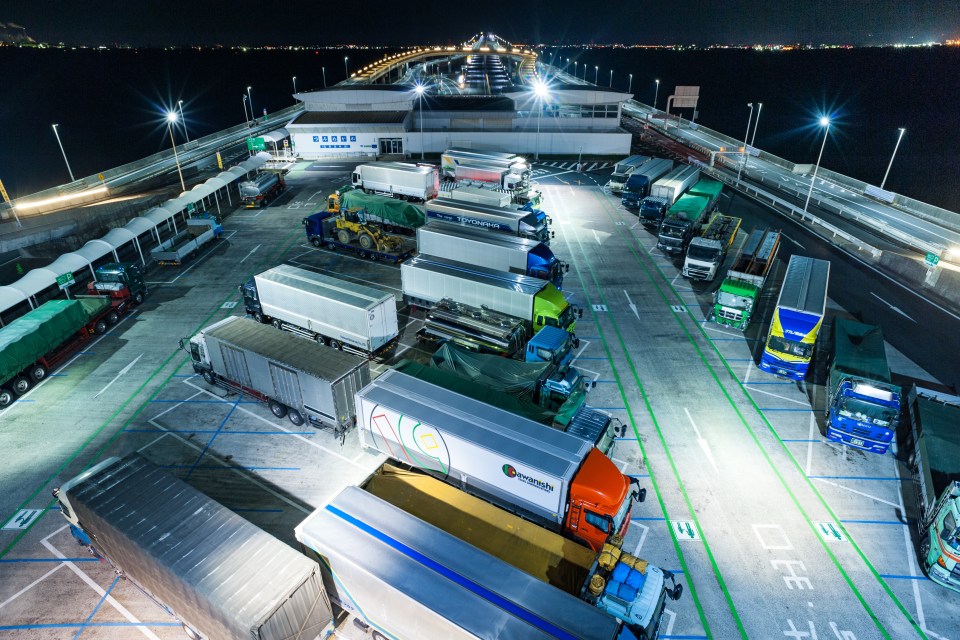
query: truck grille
[
  {"left": 686, "top": 266, "right": 710, "bottom": 278},
  {"left": 718, "top": 308, "right": 742, "bottom": 322}
]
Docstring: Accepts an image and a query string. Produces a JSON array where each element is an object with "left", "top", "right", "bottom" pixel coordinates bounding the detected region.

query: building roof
[
  {"left": 292, "top": 111, "right": 408, "bottom": 125},
  {"left": 425, "top": 96, "right": 516, "bottom": 112}
]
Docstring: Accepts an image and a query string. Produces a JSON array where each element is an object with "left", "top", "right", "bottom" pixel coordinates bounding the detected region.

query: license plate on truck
[{"left": 850, "top": 438, "right": 865, "bottom": 447}]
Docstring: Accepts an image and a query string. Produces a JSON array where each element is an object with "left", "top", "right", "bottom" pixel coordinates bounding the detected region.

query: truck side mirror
[
  {"left": 573, "top": 337, "right": 580, "bottom": 348},
  {"left": 591, "top": 380, "right": 597, "bottom": 388},
  {"left": 638, "top": 487, "right": 647, "bottom": 503},
  {"left": 177, "top": 338, "right": 186, "bottom": 351},
  {"left": 565, "top": 264, "right": 570, "bottom": 273},
  {"left": 578, "top": 308, "right": 583, "bottom": 318}
]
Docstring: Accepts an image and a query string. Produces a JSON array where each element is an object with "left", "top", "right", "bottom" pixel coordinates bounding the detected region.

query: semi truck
[
  {"left": 901, "top": 385, "right": 960, "bottom": 593},
  {"left": 441, "top": 147, "right": 530, "bottom": 184},
  {"left": 438, "top": 184, "right": 512, "bottom": 208},
  {"left": 240, "top": 171, "right": 286, "bottom": 208},
  {"left": 825, "top": 318, "right": 901, "bottom": 454},
  {"left": 86, "top": 262, "right": 147, "bottom": 305},
  {"left": 401, "top": 254, "right": 579, "bottom": 335},
  {"left": 417, "top": 221, "right": 566, "bottom": 288},
  {"left": 682, "top": 213, "right": 742, "bottom": 281},
  {"left": 355, "top": 368, "right": 642, "bottom": 552},
  {"left": 296, "top": 464, "right": 679, "bottom": 639},
  {"left": 416, "top": 297, "right": 530, "bottom": 358},
  {"left": 186, "top": 315, "right": 370, "bottom": 435},
  {"left": 351, "top": 162, "right": 439, "bottom": 202},
  {"left": 56, "top": 453, "right": 333, "bottom": 640},
  {"left": 150, "top": 217, "right": 222, "bottom": 266},
  {"left": 712, "top": 227, "right": 782, "bottom": 329},
  {"left": 607, "top": 155, "right": 650, "bottom": 194},
  {"left": 656, "top": 194, "right": 710, "bottom": 256},
  {"left": 525, "top": 323, "right": 579, "bottom": 368},
  {"left": 686, "top": 178, "right": 724, "bottom": 213},
  {"left": 620, "top": 158, "right": 674, "bottom": 210},
  {"left": 638, "top": 165, "right": 701, "bottom": 228},
  {"left": 242, "top": 264, "right": 399, "bottom": 357},
  {"left": 759, "top": 255, "right": 830, "bottom": 380},
  {"left": 302, "top": 212, "right": 416, "bottom": 263},
  {"left": 326, "top": 185, "right": 425, "bottom": 235},
  {"left": 441, "top": 152, "right": 531, "bottom": 190},
  {"left": 424, "top": 199, "right": 551, "bottom": 244},
  {"left": 0, "top": 297, "right": 127, "bottom": 408}
]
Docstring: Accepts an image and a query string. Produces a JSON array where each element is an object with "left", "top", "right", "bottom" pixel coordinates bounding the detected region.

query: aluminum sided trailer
[
  {"left": 401, "top": 255, "right": 544, "bottom": 322},
  {"left": 774, "top": 255, "right": 830, "bottom": 319},
  {"left": 355, "top": 368, "right": 593, "bottom": 529},
  {"left": 648, "top": 165, "right": 701, "bottom": 204},
  {"left": 425, "top": 199, "right": 536, "bottom": 236},
  {"left": 254, "top": 264, "right": 398, "bottom": 354},
  {"left": 296, "top": 485, "right": 619, "bottom": 640},
  {"left": 438, "top": 184, "right": 513, "bottom": 208},
  {"left": 201, "top": 316, "right": 370, "bottom": 429},
  {"left": 352, "top": 162, "right": 437, "bottom": 200},
  {"left": 61, "top": 453, "right": 332, "bottom": 640},
  {"left": 418, "top": 222, "right": 534, "bottom": 275}
]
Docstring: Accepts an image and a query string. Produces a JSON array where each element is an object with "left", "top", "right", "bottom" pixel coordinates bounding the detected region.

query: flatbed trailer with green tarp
[{"left": 329, "top": 185, "right": 426, "bottom": 233}]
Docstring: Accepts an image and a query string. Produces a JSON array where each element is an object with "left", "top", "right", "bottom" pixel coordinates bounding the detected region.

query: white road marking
[
  {"left": 0, "top": 562, "right": 64, "bottom": 609},
  {"left": 592, "top": 229, "right": 602, "bottom": 245},
  {"left": 806, "top": 414, "right": 817, "bottom": 476},
  {"left": 662, "top": 609, "right": 676, "bottom": 638},
  {"left": 684, "top": 408, "right": 719, "bottom": 473},
  {"left": 781, "top": 233, "right": 806, "bottom": 249},
  {"left": 93, "top": 354, "right": 143, "bottom": 399},
  {"left": 889, "top": 443, "right": 929, "bottom": 635},
  {"left": 632, "top": 522, "right": 649, "bottom": 555},
  {"left": 744, "top": 361, "right": 752, "bottom": 385},
  {"left": 744, "top": 385, "right": 810, "bottom": 406},
  {"left": 239, "top": 243, "right": 262, "bottom": 263},
  {"left": 869, "top": 292, "right": 916, "bottom": 322},
  {"left": 752, "top": 524, "right": 794, "bottom": 550},
  {"left": 624, "top": 290, "right": 640, "bottom": 321},
  {"left": 812, "top": 478, "right": 900, "bottom": 508},
  {"left": 702, "top": 324, "right": 743, "bottom": 338}
]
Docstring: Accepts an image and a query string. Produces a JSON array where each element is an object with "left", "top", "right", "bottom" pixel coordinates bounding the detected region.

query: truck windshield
[
  {"left": 660, "top": 225, "right": 685, "bottom": 239},
  {"left": 612, "top": 488, "right": 633, "bottom": 532},
  {"left": 557, "top": 305, "right": 576, "bottom": 330},
  {"left": 716, "top": 291, "right": 750, "bottom": 308},
  {"left": 767, "top": 335, "right": 814, "bottom": 359},
  {"left": 837, "top": 396, "right": 898, "bottom": 427},
  {"left": 941, "top": 511, "right": 959, "bottom": 549},
  {"left": 687, "top": 245, "right": 719, "bottom": 261}
]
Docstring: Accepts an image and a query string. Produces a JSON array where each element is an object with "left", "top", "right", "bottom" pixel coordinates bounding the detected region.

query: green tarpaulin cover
[
  {"left": 340, "top": 189, "right": 426, "bottom": 229},
  {"left": 832, "top": 318, "right": 891, "bottom": 382}
]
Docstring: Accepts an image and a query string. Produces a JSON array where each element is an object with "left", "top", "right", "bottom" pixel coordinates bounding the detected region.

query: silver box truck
[
  {"left": 424, "top": 198, "right": 551, "bottom": 244},
  {"left": 56, "top": 453, "right": 333, "bottom": 640},
  {"left": 437, "top": 184, "right": 512, "bottom": 207},
  {"left": 242, "top": 264, "right": 399, "bottom": 356},
  {"left": 638, "top": 165, "right": 701, "bottom": 228},
  {"left": 187, "top": 315, "right": 370, "bottom": 435},
  {"left": 351, "top": 162, "right": 439, "bottom": 202}
]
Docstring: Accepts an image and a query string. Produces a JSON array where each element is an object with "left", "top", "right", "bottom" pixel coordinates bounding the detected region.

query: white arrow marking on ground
[
  {"left": 93, "top": 354, "right": 143, "bottom": 399},
  {"left": 592, "top": 229, "right": 602, "bottom": 245},
  {"left": 239, "top": 243, "right": 262, "bottom": 263},
  {"left": 624, "top": 290, "right": 640, "bottom": 321},
  {"left": 684, "top": 408, "right": 719, "bottom": 473},
  {"left": 870, "top": 292, "right": 916, "bottom": 322}
]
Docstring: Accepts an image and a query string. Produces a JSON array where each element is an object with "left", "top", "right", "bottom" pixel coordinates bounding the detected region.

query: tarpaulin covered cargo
[
  {"left": 340, "top": 188, "right": 426, "bottom": 229},
  {"left": 831, "top": 318, "right": 892, "bottom": 382}
]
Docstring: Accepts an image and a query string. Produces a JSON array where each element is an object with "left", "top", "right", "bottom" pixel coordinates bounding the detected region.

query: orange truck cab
[{"left": 564, "top": 447, "right": 645, "bottom": 551}]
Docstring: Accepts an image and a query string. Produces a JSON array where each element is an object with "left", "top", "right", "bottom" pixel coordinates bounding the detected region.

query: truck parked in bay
[
  {"left": 325, "top": 185, "right": 426, "bottom": 235},
  {"left": 150, "top": 217, "right": 222, "bottom": 266},
  {"left": 438, "top": 184, "right": 512, "bottom": 208},
  {"left": 620, "top": 158, "right": 674, "bottom": 210},
  {"left": 185, "top": 315, "right": 370, "bottom": 435},
  {"left": 441, "top": 147, "right": 531, "bottom": 191},
  {"left": 682, "top": 213, "right": 742, "bottom": 281},
  {"left": 416, "top": 297, "right": 530, "bottom": 357},
  {"left": 712, "top": 227, "right": 781, "bottom": 329},
  {"left": 242, "top": 264, "right": 399, "bottom": 357},
  {"left": 86, "top": 262, "right": 147, "bottom": 305},
  {"left": 240, "top": 171, "right": 286, "bottom": 208},
  {"left": 424, "top": 199, "right": 552, "bottom": 244},
  {"left": 607, "top": 155, "right": 650, "bottom": 194},
  {"left": 638, "top": 165, "right": 700, "bottom": 228},
  {"left": 302, "top": 211, "right": 416, "bottom": 263},
  {"left": 656, "top": 193, "right": 710, "bottom": 256},
  {"left": 686, "top": 178, "right": 724, "bottom": 214},
  {"left": 351, "top": 162, "right": 439, "bottom": 202},
  {"left": 55, "top": 453, "right": 333, "bottom": 640}
]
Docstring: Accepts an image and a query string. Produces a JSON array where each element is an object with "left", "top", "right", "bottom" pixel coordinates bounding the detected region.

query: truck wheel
[
  {"left": 919, "top": 540, "right": 930, "bottom": 559},
  {"left": 329, "top": 340, "right": 342, "bottom": 350},
  {"left": 11, "top": 377, "right": 31, "bottom": 396},
  {"left": 272, "top": 319, "right": 283, "bottom": 330},
  {"left": 311, "top": 237, "right": 322, "bottom": 248},
  {"left": 107, "top": 311, "right": 120, "bottom": 325},
  {"left": 326, "top": 242, "right": 337, "bottom": 251},
  {"left": 182, "top": 623, "right": 201, "bottom": 640},
  {"left": 372, "top": 632, "right": 389, "bottom": 640},
  {"left": 28, "top": 364, "right": 47, "bottom": 383},
  {"left": 369, "top": 252, "right": 379, "bottom": 262},
  {"left": 0, "top": 389, "right": 13, "bottom": 408},
  {"left": 202, "top": 371, "right": 216, "bottom": 385},
  {"left": 337, "top": 229, "right": 352, "bottom": 244},
  {"left": 358, "top": 234, "right": 374, "bottom": 250},
  {"left": 269, "top": 400, "right": 288, "bottom": 419},
  {"left": 133, "top": 291, "right": 144, "bottom": 305},
  {"left": 94, "top": 319, "right": 108, "bottom": 334},
  {"left": 287, "top": 410, "right": 305, "bottom": 426}
]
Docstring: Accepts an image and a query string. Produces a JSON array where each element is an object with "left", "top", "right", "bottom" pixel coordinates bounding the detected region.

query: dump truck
[
  {"left": 825, "top": 318, "right": 901, "bottom": 454},
  {"left": 56, "top": 453, "right": 333, "bottom": 640},
  {"left": 150, "top": 217, "right": 222, "bottom": 266},
  {"left": 638, "top": 165, "right": 701, "bottom": 228},
  {"left": 242, "top": 263, "right": 399, "bottom": 357},
  {"left": 656, "top": 194, "right": 710, "bottom": 256},
  {"left": 240, "top": 171, "right": 286, "bottom": 208},
  {"left": 186, "top": 315, "right": 370, "bottom": 435},
  {"left": 417, "top": 221, "right": 566, "bottom": 288},
  {"left": 620, "top": 158, "right": 674, "bottom": 210},
  {"left": 682, "top": 213, "right": 742, "bottom": 281},
  {"left": 302, "top": 211, "right": 416, "bottom": 263},
  {"left": 416, "top": 297, "right": 529, "bottom": 358},
  {"left": 424, "top": 199, "right": 551, "bottom": 244},
  {"left": 0, "top": 297, "right": 123, "bottom": 408},
  {"left": 607, "top": 155, "right": 650, "bottom": 194},
  {"left": 351, "top": 162, "right": 439, "bottom": 202},
  {"left": 86, "top": 262, "right": 147, "bottom": 305},
  {"left": 326, "top": 185, "right": 425, "bottom": 235},
  {"left": 296, "top": 464, "right": 680, "bottom": 639},
  {"left": 686, "top": 178, "right": 724, "bottom": 213},
  {"left": 901, "top": 385, "right": 960, "bottom": 593},
  {"left": 438, "top": 184, "right": 512, "bottom": 208},
  {"left": 712, "top": 227, "right": 782, "bottom": 329},
  {"left": 402, "top": 254, "right": 579, "bottom": 335},
  {"left": 355, "top": 368, "right": 642, "bottom": 553}
]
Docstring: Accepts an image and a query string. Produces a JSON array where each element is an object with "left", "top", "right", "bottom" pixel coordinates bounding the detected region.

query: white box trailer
[
  {"left": 187, "top": 315, "right": 370, "bottom": 433},
  {"left": 243, "top": 264, "right": 398, "bottom": 356},
  {"left": 438, "top": 184, "right": 512, "bottom": 208},
  {"left": 58, "top": 453, "right": 333, "bottom": 640},
  {"left": 424, "top": 199, "right": 550, "bottom": 244},
  {"left": 351, "top": 162, "right": 439, "bottom": 202}
]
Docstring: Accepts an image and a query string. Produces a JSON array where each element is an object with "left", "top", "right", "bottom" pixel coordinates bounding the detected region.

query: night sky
[{"left": 5, "top": 0, "right": 958, "bottom": 46}]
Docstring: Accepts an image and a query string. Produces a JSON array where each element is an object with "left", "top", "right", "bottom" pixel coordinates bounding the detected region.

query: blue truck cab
[
  {"left": 621, "top": 174, "right": 652, "bottom": 210},
  {"left": 638, "top": 196, "right": 670, "bottom": 228},
  {"left": 525, "top": 325, "right": 579, "bottom": 368}
]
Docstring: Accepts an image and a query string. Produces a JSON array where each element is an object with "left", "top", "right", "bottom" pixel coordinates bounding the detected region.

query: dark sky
[{"left": 5, "top": 0, "right": 958, "bottom": 46}]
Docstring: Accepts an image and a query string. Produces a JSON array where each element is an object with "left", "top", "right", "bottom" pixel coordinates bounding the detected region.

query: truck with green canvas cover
[
  {"left": 686, "top": 179, "right": 724, "bottom": 213},
  {"left": 656, "top": 194, "right": 710, "bottom": 256},
  {"left": 0, "top": 297, "right": 112, "bottom": 408},
  {"left": 712, "top": 227, "right": 781, "bottom": 329},
  {"left": 327, "top": 185, "right": 426, "bottom": 234}
]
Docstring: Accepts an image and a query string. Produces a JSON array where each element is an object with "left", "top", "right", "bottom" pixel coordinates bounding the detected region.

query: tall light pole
[
  {"left": 566, "top": 57, "right": 569, "bottom": 72},
  {"left": 628, "top": 73, "right": 633, "bottom": 94},
  {"left": 573, "top": 61, "right": 578, "bottom": 80},
  {"left": 246, "top": 86, "right": 254, "bottom": 122},
  {"left": 415, "top": 84, "right": 425, "bottom": 160},
  {"left": 534, "top": 80, "right": 548, "bottom": 160},
  {"left": 51, "top": 124, "right": 75, "bottom": 182},
  {"left": 749, "top": 102, "right": 762, "bottom": 148},
  {"left": 344, "top": 56, "right": 349, "bottom": 79},
  {"left": 177, "top": 100, "right": 190, "bottom": 142},
  {"left": 736, "top": 103, "right": 754, "bottom": 185},
  {"left": 322, "top": 67, "right": 327, "bottom": 88},
  {"left": 292, "top": 76, "right": 298, "bottom": 96},
  {"left": 653, "top": 79, "right": 660, "bottom": 110},
  {"left": 594, "top": 65, "right": 598, "bottom": 84},
  {"left": 242, "top": 95, "right": 250, "bottom": 126},
  {"left": 880, "top": 127, "right": 906, "bottom": 190},
  {"left": 166, "top": 112, "right": 186, "bottom": 192},
  {"left": 804, "top": 116, "right": 832, "bottom": 214},
  {"left": 609, "top": 69, "right": 613, "bottom": 87}
]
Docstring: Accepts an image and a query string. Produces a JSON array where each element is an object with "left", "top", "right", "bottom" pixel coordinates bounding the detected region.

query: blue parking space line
[
  {"left": 573, "top": 357, "right": 609, "bottom": 360},
  {"left": 186, "top": 396, "right": 241, "bottom": 480},
  {"left": 75, "top": 351, "right": 96, "bottom": 356},
  {"left": 841, "top": 519, "right": 912, "bottom": 526},
  {"left": 808, "top": 475, "right": 905, "bottom": 481},
  {"left": 73, "top": 575, "right": 120, "bottom": 640},
  {"left": 0, "top": 557, "right": 97, "bottom": 563},
  {"left": 723, "top": 358, "right": 753, "bottom": 361},
  {"left": 13, "top": 399, "right": 36, "bottom": 403},
  {"left": 172, "top": 374, "right": 196, "bottom": 378},
  {"left": 594, "top": 379, "right": 617, "bottom": 383},
  {"left": 662, "top": 635, "right": 707, "bottom": 639},
  {"left": 576, "top": 336, "right": 601, "bottom": 340},
  {"left": 0, "top": 623, "right": 180, "bottom": 631},
  {"left": 743, "top": 381, "right": 796, "bottom": 385},
  {"left": 149, "top": 399, "right": 260, "bottom": 404},
  {"left": 626, "top": 474, "right": 650, "bottom": 478},
  {"left": 709, "top": 337, "right": 760, "bottom": 342},
  {"left": 634, "top": 516, "right": 667, "bottom": 521},
  {"left": 879, "top": 574, "right": 927, "bottom": 580},
  {"left": 781, "top": 439, "right": 822, "bottom": 443}
]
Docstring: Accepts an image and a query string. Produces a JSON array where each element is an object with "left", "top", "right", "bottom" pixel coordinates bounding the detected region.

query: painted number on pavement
[
  {"left": 4, "top": 509, "right": 43, "bottom": 530},
  {"left": 671, "top": 305, "right": 685, "bottom": 313},
  {"left": 592, "top": 304, "right": 608, "bottom": 312},
  {"left": 813, "top": 521, "right": 847, "bottom": 542},
  {"left": 673, "top": 521, "right": 701, "bottom": 541}
]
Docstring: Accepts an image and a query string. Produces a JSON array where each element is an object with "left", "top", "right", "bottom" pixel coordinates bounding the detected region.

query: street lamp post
[
  {"left": 653, "top": 79, "right": 660, "bottom": 110},
  {"left": 534, "top": 81, "right": 548, "bottom": 160},
  {"left": 242, "top": 95, "right": 250, "bottom": 126},
  {"left": 246, "top": 86, "right": 254, "bottom": 123},
  {"left": 573, "top": 61, "right": 577, "bottom": 80},
  {"left": 51, "top": 124, "right": 75, "bottom": 182},
  {"left": 177, "top": 100, "right": 190, "bottom": 142},
  {"left": 880, "top": 127, "right": 906, "bottom": 190},
  {"left": 344, "top": 56, "right": 349, "bottom": 79},
  {"left": 749, "top": 102, "right": 762, "bottom": 148},
  {"left": 322, "top": 67, "right": 327, "bottom": 88},
  {"left": 609, "top": 69, "right": 613, "bottom": 87},
  {"left": 736, "top": 103, "right": 754, "bottom": 186},
  {"left": 166, "top": 112, "right": 186, "bottom": 192},
  {"left": 594, "top": 65, "right": 598, "bottom": 84},
  {"left": 804, "top": 116, "right": 832, "bottom": 214},
  {"left": 292, "top": 76, "right": 298, "bottom": 97},
  {"left": 628, "top": 73, "right": 633, "bottom": 94},
  {"left": 415, "top": 84, "right": 425, "bottom": 160}
]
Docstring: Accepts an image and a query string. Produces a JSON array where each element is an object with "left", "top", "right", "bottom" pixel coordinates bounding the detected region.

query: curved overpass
[{"left": 347, "top": 44, "right": 538, "bottom": 87}]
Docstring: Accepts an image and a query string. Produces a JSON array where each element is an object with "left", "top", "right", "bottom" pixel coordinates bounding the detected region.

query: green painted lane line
[
  {"left": 0, "top": 228, "right": 304, "bottom": 559},
  {"left": 557, "top": 205, "right": 733, "bottom": 639},
  {"left": 598, "top": 192, "right": 924, "bottom": 639}
]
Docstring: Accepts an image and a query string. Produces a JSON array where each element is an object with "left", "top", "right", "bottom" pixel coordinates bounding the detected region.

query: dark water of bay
[{"left": 1, "top": 46, "right": 958, "bottom": 211}]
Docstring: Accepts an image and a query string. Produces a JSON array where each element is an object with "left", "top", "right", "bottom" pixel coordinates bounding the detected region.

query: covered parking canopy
[
  {"left": 7, "top": 268, "right": 59, "bottom": 303},
  {"left": 261, "top": 128, "right": 289, "bottom": 143},
  {"left": 47, "top": 253, "right": 95, "bottom": 280},
  {"left": 0, "top": 286, "right": 32, "bottom": 318},
  {"left": 73, "top": 238, "right": 117, "bottom": 266},
  {"left": 125, "top": 216, "right": 157, "bottom": 237}
]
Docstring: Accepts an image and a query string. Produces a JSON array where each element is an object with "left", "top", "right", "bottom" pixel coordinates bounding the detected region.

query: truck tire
[
  {"left": 269, "top": 400, "right": 288, "bottom": 419},
  {"left": 253, "top": 312, "right": 264, "bottom": 324},
  {"left": 28, "top": 364, "right": 47, "bottom": 383},
  {"left": 329, "top": 340, "right": 342, "bottom": 350},
  {"left": 11, "top": 377, "right": 31, "bottom": 396},
  {"left": 920, "top": 540, "right": 930, "bottom": 559},
  {"left": 182, "top": 623, "right": 201, "bottom": 640},
  {"left": 94, "top": 319, "right": 108, "bottom": 334},
  {"left": 326, "top": 242, "right": 337, "bottom": 251},
  {"left": 372, "top": 632, "right": 388, "bottom": 640},
  {"left": 337, "top": 229, "right": 352, "bottom": 244},
  {"left": 369, "top": 252, "right": 379, "bottom": 262},
  {"left": 133, "top": 291, "right": 144, "bottom": 305},
  {"left": 287, "top": 410, "right": 304, "bottom": 426},
  {"left": 0, "top": 388, "right": 13, "bottom": 408},
  {"left": 272, "top": 319, "right": 283, "bottom": 330},
  {"left": 311, "top": 237, "right": 322, "bottom": 248},
  {"left": 358, "top": 234, "right": 374, "bottom": 250},
  {"left": 107, "top": 311, "right": 120, "bottom": 325},
  {"left": 202, "top": 371, "right": 216, "bottom": 385}
]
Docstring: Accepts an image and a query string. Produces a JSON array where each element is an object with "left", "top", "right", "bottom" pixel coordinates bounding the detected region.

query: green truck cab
[{"left": 87, "top": 263, "right": 147, "bottom": 305}]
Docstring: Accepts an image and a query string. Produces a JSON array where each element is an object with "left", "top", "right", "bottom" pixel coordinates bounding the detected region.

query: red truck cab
[{"left": 564, "top": 448, "right": 644, "bottom": 552}]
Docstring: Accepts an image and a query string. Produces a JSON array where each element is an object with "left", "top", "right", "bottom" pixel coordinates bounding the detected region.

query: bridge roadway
[{"left": 0, "top": 160, "right": 956, "bottom": 639}]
